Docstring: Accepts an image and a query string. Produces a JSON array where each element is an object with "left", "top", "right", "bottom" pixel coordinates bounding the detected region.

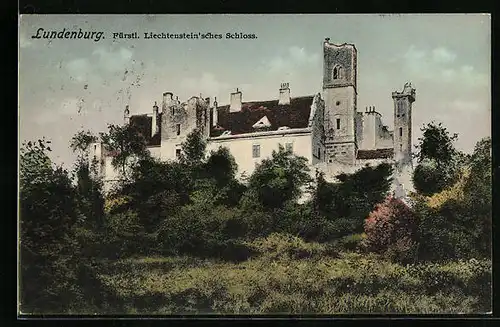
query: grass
[{"left": 89, "top": 235, "right": 491, "bottom": 314}]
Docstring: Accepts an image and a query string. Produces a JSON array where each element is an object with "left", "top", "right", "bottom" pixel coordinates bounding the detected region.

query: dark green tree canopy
[
  {"left": 99, "top": 124, "right": 150, "bottom": 175},
  {"left": 248, "top": 145, "right": 312, "bottom": 209},
  {"left": 415, "top": 121, "right": 458, "bottom": 165}
]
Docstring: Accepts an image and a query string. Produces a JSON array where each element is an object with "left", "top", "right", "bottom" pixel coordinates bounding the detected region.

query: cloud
[
  {"left": 66, "top": 58, "right": 92, "bottom": 82},
  {"left": 266, "top": 46, "right": 319, "bottom": 73},
  {"left": 432, "top": 47, "right": 457, "bottom": 63},
  {"left": 64, "top": 46, "right": 136, "bottom": 84},
  {"left": 92, "top": 47, "right": 134, "bottom": 73},
  {"left": 401, "top": 45, "right": 488, "bottom": 87}
]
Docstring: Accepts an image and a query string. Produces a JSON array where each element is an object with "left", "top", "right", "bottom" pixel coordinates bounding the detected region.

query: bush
[
  {"left": 364, "top": 197, "right": 418, "bottom": 263},
  {"left": 412, "top": 159, "right": 456, "bottom": 196},
  {"left": 156, "top": 204, "right": 250, "bottom": 260},
  {"left": 243, "top": 233, "right": 338, "bottom": 260},
  {"left": 334, "top": 233, "right": 366, "bottom": 252}
]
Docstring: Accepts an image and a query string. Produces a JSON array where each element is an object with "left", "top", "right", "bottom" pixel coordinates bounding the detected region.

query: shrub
[
  {"left": 364, "top": 197, "right": 418, "bottom": 263},
  {"left": 334, "top": 233, "right": 367, "bottom": 252},
  {"left": 243, "top": 233, "right": 338, "bottom": 260}
]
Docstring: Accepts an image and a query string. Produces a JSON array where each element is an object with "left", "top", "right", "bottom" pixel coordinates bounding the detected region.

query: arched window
[{"left": 333, "top": 66, "right": 342, "bottom": 80}]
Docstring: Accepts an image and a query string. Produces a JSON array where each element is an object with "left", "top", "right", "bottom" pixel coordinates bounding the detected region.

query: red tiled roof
[
  {"left": 211, "top": 96, "right": 314, "bottom": 136},
  {"left": 129, "top": 113, "right": 162, "bottom": 146},
  {"left": 356, "top": 148, "right": 394, "bottom": 160}
]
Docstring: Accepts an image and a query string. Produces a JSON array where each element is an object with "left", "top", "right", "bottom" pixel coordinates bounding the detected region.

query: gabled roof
[
  {"left": 211, "top": 96, "right": 314, "bottom": 137},
  {"left": 356, "top": 148, "right": 394, "bottom": 160},
  {"left": 129, "top": 113, "right": 162, "bottom": 146},
  {"left": 252, "top": 115, "right": 272, "bottom": 129}
]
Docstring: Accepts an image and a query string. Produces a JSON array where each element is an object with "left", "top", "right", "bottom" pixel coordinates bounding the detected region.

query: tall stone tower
[
  {"left": 322, "top": 38, "right": 358, "bottom": 165},
  {"left": 160, "top": 92, "right": 210, "bottom": 160},
  {"left": 392, "top": 82, "right": 416, "bottom": 169}
]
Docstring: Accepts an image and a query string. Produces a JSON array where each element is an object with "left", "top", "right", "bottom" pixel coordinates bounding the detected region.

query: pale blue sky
[{"left": 19, "top": 14, "right": 491, "bottom": 169}]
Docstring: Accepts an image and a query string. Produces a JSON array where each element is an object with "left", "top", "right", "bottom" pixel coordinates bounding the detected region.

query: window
[
  {"left": 399, "top": 127, "right": 403, "bottom": 137},
  {"left": 285, "top": 143, "right": 293, "bottom": 153},
  {"left": 172, "top": 107, "right": 175, "bottom": 115},
  {"left": 176, "top": 124, "right": 181, "bottom": 136},
  {"left": 175, "top": 149, "right": 181, "bottom": 158},
  {"left": 336, "top": 101, "right": 341, "bottom": 106},
  {"left": 317, "top": 147, "right": 321, "bottom": 159},
  {"left": 400, "top": 144, "right": 403, "bottom": 151},
  {"left": 333, "top": 66, "right": 342, "bottom": 79},
  {"left": 94, "top": 144, "right": 97, "bottom": 151},
  {"left": 252, "top": 144, "right": 260, "bottom": 158},
  {"left": 336, "top": 119, "right": 341, "bottom": 129}
]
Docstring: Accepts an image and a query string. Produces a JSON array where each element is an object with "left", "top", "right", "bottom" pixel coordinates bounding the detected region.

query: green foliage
[
  {"left": 413, "top": 122, "right": 461, "bottom": 196},
  {"left": 242, "top": 233, "right": 338, "bottom": 261},
  {"left": 313, "top": 163, "right": 393, "bottom": 238},
  {"left": 334, "top": 233, "right": 367, "bottom": 252},
  {"left": 20, "top": 139, "right": 85, "bottom": 313},
  {"left": 20, "top": 122, "right": 491, "bottom": 313},
  {"left": 415, "top": 137, "right": 492, "bottom": 262},
  {"left": 415, "top": 121, "right": 458, "bottom": 165},
  {"left": 248, "top": 145, "right": 312, "bottom": 209},
  {"left": 94, "top": 252, "right": 491, "bottom": 314},
  {"left": 70, "top": 130, "right": 97, "bottom": 154},
  {"left": 412, "top": 160, "right": 449, "bottom": 196},
  {"left": 179, "top": 128, "right": 207, "bottom": 167},
  {"left": 99, "top": 124, "right": 150, "bottom": 176},
  {"left": 121, "top": 157, "right": 193, "bottom": 231}
]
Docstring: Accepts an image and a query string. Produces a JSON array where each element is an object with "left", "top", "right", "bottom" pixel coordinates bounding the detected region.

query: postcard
[{"left": 18, "top": 14, "right": 492, "bottom": 316}]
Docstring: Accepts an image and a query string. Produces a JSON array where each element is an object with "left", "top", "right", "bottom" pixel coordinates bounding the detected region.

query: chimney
[
  {"left": 278, "top": 82, "right": 291, "bottom": 105},
  {"left": 152, "top": 101, "right": 159, "bottom": 137},
  {"left": 212, "top": 97, "right": 218, "bottom": 127},
  {"left": 124, "top": 105, "right": 130, "bottom": 125},
  {"left": 230, "top": 88, "right": 242, "bottom": 112}
]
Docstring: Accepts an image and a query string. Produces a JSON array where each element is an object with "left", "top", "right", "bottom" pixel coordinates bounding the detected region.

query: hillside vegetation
[{"left": 19, "top": 122, "right": 492, "bottom": 314}]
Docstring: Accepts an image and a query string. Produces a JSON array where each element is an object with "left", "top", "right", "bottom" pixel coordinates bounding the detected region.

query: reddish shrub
[{"left": 364, "top": 197, "right": 418, "bottom": 262}]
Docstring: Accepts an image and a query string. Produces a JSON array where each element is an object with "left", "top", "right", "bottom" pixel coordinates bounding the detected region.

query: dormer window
[{"left": 333, "top": 65, "right": 342, "bottom": 80}]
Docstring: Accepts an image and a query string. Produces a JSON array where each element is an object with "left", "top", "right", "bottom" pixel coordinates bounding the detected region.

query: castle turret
[
  {"left": 392, "top": 82, "right": 416, "bottom": 168},
  {"left": 152, "top": 101, "right": 159, "bottom": 137},
  {"left": 124, "top": 105, "right": 130, "bottom": 125}
]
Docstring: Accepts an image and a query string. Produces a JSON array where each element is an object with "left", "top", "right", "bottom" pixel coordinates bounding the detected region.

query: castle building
[{"left": 90, "top": 38, "right": 416, "bottom": 195}]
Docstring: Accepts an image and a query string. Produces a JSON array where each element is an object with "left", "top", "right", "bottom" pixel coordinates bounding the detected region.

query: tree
[
  {"left": 415, "top": 121, "right": 458, "bottom": 165},
  {"left": 20, "top": 139, "right": 84, "bottom": 312},
  {"left": 413, "top": 122, "right": 460, "bottom": 196},
  {"left": 70, "top": 130, "right": 97, "bottom": 155},
  {"left": 70, "top": 130, "right": 105, "bottom": 229},
  {"left": 203, "top": 146, "right": 238, "bottom": 186},
  {"left": 312, "top": 163, "right": 394, "bottom": 238},
  {"left": 179, "top": 128, "right": 207, "bottom": 168},
  {"left": 415, "top": 137, "right": 492, "bottom": 261},
  {"left": 122, "top": 157, "right": 194, "bottom": 231},
  {"left": 99, "top": 124, "right": 149, "bottom": 178},
  {"left": 248, "top": 145, "right": 312, "bottom": 209}
]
